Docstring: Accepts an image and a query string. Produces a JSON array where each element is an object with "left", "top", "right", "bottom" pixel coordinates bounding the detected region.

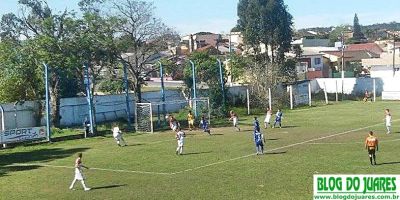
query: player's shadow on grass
[
  {"left": 266, "top": 138, "right": 280, "bottom": 141},
  {"left": 91, "top": 184, "right": 127, "bottom": 190},
  {"left": 0, "top": 147, "right": 89, "bottom": 177},
  {"left": 281, "top": 126, "right": 298, "bottom": 129},
  {"left": 264, "top": 151, "right": 286, "bottom": 155},
  {"left": 182, "top": 151, "right": 212, "bottom": 156},
  {"left": 376, "top": 161, "right": 400, "bottom": 166}
]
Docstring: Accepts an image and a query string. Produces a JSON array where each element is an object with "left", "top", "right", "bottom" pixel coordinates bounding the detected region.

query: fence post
[
  {"left": 373, "top": 78, "right": 376, "bottom": 102},
  {"left": 247, "top": 88, "right": 250, "bottom": 115},
  {"left": 290, "top": 85, "right": 293, "bottom": 110},
  {"left": 308, "top": 82, "right": 312, "bottom": 107},
  {"left": 335, "top": 79, "right": 338, "bottom": 102},
  {"left": 268, "top": 88, "right": 272, "bottom": 110},
  {"left": 324, "top": 82, "right": 329, "bottom": 105}
]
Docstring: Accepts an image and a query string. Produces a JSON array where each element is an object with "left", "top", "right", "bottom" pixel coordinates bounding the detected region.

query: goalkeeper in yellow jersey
[{"left": 187, "top": 110, "right": 195, "bottom": 131}]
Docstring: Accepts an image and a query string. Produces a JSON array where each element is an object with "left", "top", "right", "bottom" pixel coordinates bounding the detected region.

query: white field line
[
  {"left": 309, "top": 138, "right": 400, "bottom": 145},
  {"left": 7, "top": 163, "right": 172, "bottom": 175},
  {"left": 171, "top": 119, "right": 400, "bottom": 175}
]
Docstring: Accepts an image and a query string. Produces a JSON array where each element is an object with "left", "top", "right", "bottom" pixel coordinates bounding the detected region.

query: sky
[{"left": 1, "top": 0, "right": 400, "bottom": 35}]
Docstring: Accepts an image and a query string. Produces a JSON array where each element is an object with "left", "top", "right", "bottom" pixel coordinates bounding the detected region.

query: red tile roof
[{"left": 346, "top": 43, "right": 383, "bottom": 55}]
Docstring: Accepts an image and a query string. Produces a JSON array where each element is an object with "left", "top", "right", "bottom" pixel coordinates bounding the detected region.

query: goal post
[{"left": 135, "top": 103, "right": 153, "bottom": 133}]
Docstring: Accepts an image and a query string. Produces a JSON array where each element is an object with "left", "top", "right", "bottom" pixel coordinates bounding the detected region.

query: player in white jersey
[
  {"left": 175, "top": 127, "right": 185, "bottom": 155},
  {"left": 229, "top": 110, "right": 240, "bottom": 131},
  {"left": 113, "top": 125, "right": 127, "bottom": 146},
  {"left": 69, "top": 153, "right": 91, "bottom": 191},
  {"left": 264, "top": 108, "right": 272, "bottom": 129},
  {"left": 384, "top": 109, "right": 392, "bottom": 134}
]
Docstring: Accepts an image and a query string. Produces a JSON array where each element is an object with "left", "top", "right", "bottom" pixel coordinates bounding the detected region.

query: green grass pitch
[{"left": 1, "top": 101, "right": 399, "bottom": 199}]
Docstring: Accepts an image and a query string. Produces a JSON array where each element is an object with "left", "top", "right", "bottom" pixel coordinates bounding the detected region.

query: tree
[
  {"left": 184, "top": 52, "right": 227, "bottom": 117},
  {"left": 237, "top": 0, "right": 293, "bottom": 64},
  {"left": 227, "top": 53, "right": 247, "bottom": 83},
  {"left": 0, "top": 0, "right": 82, "bottom": 127},
  {"left": 352, "top": 13, "right": 365, "bottom": 42},
  {"left": 107, "top": 0, "right": 179, "bottom": 103}
]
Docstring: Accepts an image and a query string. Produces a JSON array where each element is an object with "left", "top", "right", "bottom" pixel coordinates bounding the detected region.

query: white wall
[{"left": 312, "top": 78, "right": 400, "bottom": 95}]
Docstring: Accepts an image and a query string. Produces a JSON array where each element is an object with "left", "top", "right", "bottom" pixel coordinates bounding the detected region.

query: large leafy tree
[
  {"left": 0, "top": 0, "right": 82, "bottom": 127},
  {"left": 237, "top": 0, "right": 293, "bottom": 64}
]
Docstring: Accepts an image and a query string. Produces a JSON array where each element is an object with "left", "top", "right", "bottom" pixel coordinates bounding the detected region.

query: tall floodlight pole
[
  {"left": 123, "top": 62, "right": 132, "bottom": 130},
  {"left": 43, "top": 63, "right": 51, "bottom": 142},
  {"left": 341, "top": 32, "right": 345, "bottom": 101},
  {"left": 189, "top": 60, "right": 197, "bottom": 117},
  {"left": 157, "top": 61, "right": 166, "bottom": 124},
  {"left": 217, "top": 59, "right": 226, "bottom": 107},
  {"left": 393, "top": 33, "right": 396, "bottom": 77},
  {"left": 84, "top": 64, "right": 95, "bottom": 136}
]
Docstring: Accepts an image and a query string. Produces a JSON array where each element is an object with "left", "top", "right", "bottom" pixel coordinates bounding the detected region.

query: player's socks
[
  {"left": 373, "top": 155, "right": 377, "bottom": 165},
  {"left": 369, "top": 157, "right": 373, "bottom": 165}
]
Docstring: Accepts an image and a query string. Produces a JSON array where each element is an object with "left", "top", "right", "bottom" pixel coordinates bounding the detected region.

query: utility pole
[
  {"left": 393, "top": 33, "right": 396, "bottom": 77},
  {"left": 341, "top": 32, "right": 345, "bottom": 101}
]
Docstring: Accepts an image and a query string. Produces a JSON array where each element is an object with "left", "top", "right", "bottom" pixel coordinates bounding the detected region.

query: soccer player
[
  {"left": 175, "top": 127, "right": 185, "bottom": 155},
  {"left": 187, "top": 110, "right": 195, "bottom": 131},
  {"left": 229, "top": 110, "right": 240, "bottom": 131},
  {"left": 69, "top": 153, "right": 91, "bottom": 191},
  {"left": 254, "top": 130, "right": 265, "bottom": 155},
  {"left": 112, "top": 125, "right": 127, "bottom": 147},
  {"left": 169, "top": 115, "right": 180, "bottom": 132},
  {"left": 264, "top": 108, "right": 272, "bottom": 129},
  {"left": 200, "top": 115, "right": 211, "bottom": 135},
  {"left": 83, "top": 117, "right": 90, "bottom": 136},
  {"left": 273, "top": 109, "right": 283, "bottom": 128},
  {"left": 365, "top": 131, "right": 378, "bottom": 165},
  {"left": 384, "top": 109, "right": 392, "bottom": 134},
  {"left": 254, "top": 116, "right": 260, "bottom": 133}
]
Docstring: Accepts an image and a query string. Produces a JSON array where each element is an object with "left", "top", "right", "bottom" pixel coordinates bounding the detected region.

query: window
[{"left": 314, "top": 58, "right": 321, "bottom": 65}]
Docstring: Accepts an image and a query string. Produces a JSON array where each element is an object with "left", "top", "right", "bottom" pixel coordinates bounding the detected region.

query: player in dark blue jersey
[
  {"left": 254, "top": 131, "right": 265, "bottom": 155},
  {"left": 200, "top": 115, "right": 211, "bottom": 135},
  {"left": 253, "top": 117, "right": 260, "bottom": 133},
  {"left": 273, "top": 109, "right": 283, "bottom": 128}
]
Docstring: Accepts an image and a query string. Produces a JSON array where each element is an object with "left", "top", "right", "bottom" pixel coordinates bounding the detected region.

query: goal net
[
  {"left": 135, "top": 103, "right": 153, "bottom": 133},
  {"left": 135, "top": 98, "right": 210, "bottom": 133}
]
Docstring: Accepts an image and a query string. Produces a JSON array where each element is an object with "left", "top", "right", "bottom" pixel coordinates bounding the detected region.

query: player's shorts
[
  {"left": 256, "top": 142, "right": 264, "bottom": 147},
  {"left": 188, "top": 120, "right": 194, "bottom": 125},
  {"left": 233, "top": 118, "right": 238, "bottom": 126},
  {"left": 114, "top": 135, "right": 122, "bottom": 141},
  {"left": 177, "top": 140, "right": 184, "bottom": 147},
  {"left": 74, "top": 168, "right": 85, "bottom": 180},
  {"left": 367, "top": 148, "right": 376, "bottom": 155},
  {"left": 171, "top": 124, "right": 178, "bottom": 131}
]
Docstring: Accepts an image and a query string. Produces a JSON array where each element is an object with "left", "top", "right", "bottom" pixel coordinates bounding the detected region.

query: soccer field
[{"left": 1, "top": 101, "right": 399, "bottom": 199}]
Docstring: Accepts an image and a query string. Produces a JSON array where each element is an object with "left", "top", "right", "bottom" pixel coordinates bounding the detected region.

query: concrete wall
[{"left": 312, "top": 78, "right": 400, "bottom": 95}]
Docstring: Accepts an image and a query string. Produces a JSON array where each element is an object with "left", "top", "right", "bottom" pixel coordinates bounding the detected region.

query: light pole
[
  {"left": 122, "top": 62, "right": 132, "bottom": 130},
  {"left": 189, "top": 60, "right": 197, "bottom": 117},
  {"left": 43, "top": 63, "right": 51, "bottom": 142},
  {"left": 84, "top": 64, "right": 95, "bottom": 136},
  {"left": 217, "top": 59, "right": 226, "bottom": 107},
  {"left": 157, "top": 61, "right": 167, "bottom": 126}
]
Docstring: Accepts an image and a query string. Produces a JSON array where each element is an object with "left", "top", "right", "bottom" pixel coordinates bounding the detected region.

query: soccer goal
[{"left": 135, "top": 98, "right": 211, "bottom": 133}]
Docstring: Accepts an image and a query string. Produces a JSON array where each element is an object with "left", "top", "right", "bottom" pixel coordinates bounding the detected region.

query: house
[
  {"left": 180, "top": 33, "right": 222, "bottom": 53},
  {"left": 345, "top": 43, "right": 384, "bottom": 55},
  {"left": 322, "top": 49, "right": 380, "bottom": 77},
  {"left": 292, "top": 38, "right": 330, "bottom": 48},
  {"left": 362, "top": 53, "right": 400, "bottom": 78}
]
